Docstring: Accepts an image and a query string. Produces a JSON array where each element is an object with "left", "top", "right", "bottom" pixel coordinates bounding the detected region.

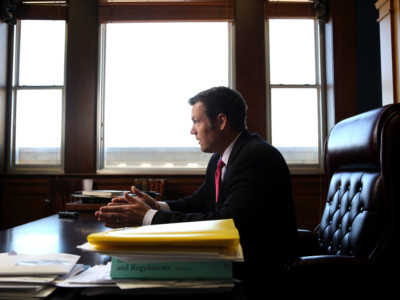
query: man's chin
[{"left": 200, "top": 146, "right": 212, "bottom": 153}]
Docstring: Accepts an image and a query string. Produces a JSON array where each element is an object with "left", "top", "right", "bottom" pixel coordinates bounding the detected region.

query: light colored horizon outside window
[
  {"left": 11, "top": 20, "right": 65, "bottom": 170},
  {"left": 99, "top": 22, "right": 230, "bottom": 173}
]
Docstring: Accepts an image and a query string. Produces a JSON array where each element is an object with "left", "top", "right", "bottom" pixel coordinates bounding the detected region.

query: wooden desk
[
  {"left": 0, "top": 213, "right": 242, "bottom": 299},
  {"left": 0, "top": 212, "right": 109, "bottom": 266}
]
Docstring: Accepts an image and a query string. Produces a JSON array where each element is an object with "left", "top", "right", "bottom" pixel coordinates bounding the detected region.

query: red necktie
[{"left": 215, "top": 158, "right": 225, "bottom": 202}]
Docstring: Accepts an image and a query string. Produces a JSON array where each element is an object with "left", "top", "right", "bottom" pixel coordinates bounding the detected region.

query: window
[
  {"left": 9, "top": 20, "right": 66, "bottom": 171},
  {"left": 266, "top": 18, "right": 323, "bottom": 167},
  {"left": 98, "top": 22, "right": 231, "bottom": 173}
]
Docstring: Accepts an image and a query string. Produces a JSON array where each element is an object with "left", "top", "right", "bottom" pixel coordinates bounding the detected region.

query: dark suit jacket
[{"left": 153, "top": 130, "right": 298, "bottom": 282}]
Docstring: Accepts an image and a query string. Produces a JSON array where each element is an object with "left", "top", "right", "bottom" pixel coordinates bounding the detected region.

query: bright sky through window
[
  {"left": 103, "top": 22, "right": 229, "bottom": 149},
  {"left": 19, "top": 20, "right": 65, "bottom": 86},
  {"left": 269, "top": 19, "right": 316, "bottom": 85}
]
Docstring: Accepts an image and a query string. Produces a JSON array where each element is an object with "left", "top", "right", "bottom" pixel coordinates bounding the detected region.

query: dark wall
[
  {"left": 355, "top": 0, "right": 382, "bottom": 113},
  {"left": 324, "top": 0, "right": 382, "bottom": 132}
]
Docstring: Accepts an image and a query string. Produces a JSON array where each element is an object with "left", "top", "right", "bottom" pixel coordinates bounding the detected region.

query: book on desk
[
  {"left": 110, "top": 258, "right": 233, "bottom": 280},
  {"left": 81, "top": 219, "right": 243, "bottom": 281},
  {"left": 68, "top": 190, "right": 128, "bottom": 208}
]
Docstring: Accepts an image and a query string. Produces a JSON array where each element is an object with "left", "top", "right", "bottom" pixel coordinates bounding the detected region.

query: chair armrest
[
  {"left": 294, "top": 254, "right": 370, "bottom": 266},
  {"left": 286, "top": 255, "right": 389, "bottom": 295},
  {"left": 296, "top": 229, "right": 321, "bottom": 256},
  {"left": 287, "top": 255, "right": 384, "bottom": 284}
]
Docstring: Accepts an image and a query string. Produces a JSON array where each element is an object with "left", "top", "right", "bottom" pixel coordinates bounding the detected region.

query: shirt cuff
[
  {"left": 142, "top": 202, "right": 170, "bottom": 226},
  {"left": 142, "top": 209, "right": 157, "bottom": 226},
  {"left": 158, "top": 201, "right": 170, "bottom": 211}
]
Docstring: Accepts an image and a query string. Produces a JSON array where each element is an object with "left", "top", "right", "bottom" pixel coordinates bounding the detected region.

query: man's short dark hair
[{"left": 188, "top": 86, "right": 247, "bottom": 132}]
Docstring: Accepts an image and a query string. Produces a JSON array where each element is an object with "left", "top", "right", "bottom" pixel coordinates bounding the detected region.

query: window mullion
[
  {"left": 10, "top": 21, "right": 22, "bottom": 170},
  {"left": 97, "top": 24, "right": 107, "bottom": 171},
  {"left": 265, "top": 19, "right": 272, "bottom": 144}
]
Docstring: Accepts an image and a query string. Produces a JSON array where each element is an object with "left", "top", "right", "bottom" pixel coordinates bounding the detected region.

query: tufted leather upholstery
[
  {"left": 321, "top": 103, "right": 400, "bottom": 263},
  {"left": 319, "top": 171, "right": 383, "bottom": 258},
  {"left": 286, "top": 103, "right": 400, "bottom": 292}
]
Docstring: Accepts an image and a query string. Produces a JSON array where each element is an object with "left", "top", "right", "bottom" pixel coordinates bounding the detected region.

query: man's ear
[{"left": 216, "top": 113, "right": 227, "bottom": 131}]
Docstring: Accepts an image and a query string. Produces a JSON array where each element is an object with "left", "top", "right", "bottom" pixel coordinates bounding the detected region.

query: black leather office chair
[{"left": 286, "top": 104, "right": 400, "bottom": 294}]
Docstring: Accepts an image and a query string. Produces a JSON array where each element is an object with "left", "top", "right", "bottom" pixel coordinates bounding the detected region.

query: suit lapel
[
  {"left": 216, "top": 130, "right": 252, "bottom": 207},
  {"left": 226, "top": 130, "right": 251, "bottom": 166}
]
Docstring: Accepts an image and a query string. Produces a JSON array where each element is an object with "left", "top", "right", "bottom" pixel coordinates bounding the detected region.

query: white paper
[
  {"left": 65, "top": 263, "right": 112, "bottom": 284},
  {"left": 0, "top": 285, "right": 56, "bottom": 299},
  {"left": 55, "top": 263, "right": 236, "bottom": 291},
  {"left": 0, "top": 276, "right": 57, "bottom": 284},
  {"left": 56, "top": 263, "right": 117, "bottom": 288},
  {"left": 77, "top": 243, "right": 244, "bottom": 262},
  {"left": 0, "top": 253, "right": 80, "bottom": 275},
  {"left": 116, "top": 279, "right": 235, "bottom": 290}
]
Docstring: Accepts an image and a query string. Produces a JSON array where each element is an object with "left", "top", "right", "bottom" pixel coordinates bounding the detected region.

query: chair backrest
[
  {"left": 319, "top": 103, "right": 400, "bottom": 264},
  {"left": 47, "top": 178, "right": 93, "bottom": 214}
]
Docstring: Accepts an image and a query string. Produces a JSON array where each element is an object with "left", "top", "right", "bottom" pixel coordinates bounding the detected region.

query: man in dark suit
[{"left": 96, "top": 86, "right": 298, "bottom": 290}]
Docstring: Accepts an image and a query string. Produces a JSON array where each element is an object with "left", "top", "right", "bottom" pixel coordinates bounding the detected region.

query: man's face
[{"left": 190, "top": 102, "right": 220, "bottom": 153}]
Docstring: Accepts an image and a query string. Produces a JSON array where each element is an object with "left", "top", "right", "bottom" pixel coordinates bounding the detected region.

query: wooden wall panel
[
  {"left": 235, "top": 0, "right": 266, "bottom": 138},
  {"left": 64, "top": 0, "right": 98, "bottom": 173},
  {"left": 0, "top": 174, "right": 325, "bottom": 231},
  {"left": 325, "top": 0, "right": 359, "bottom": 131},
  {"left": 0, "top": 177, "right": 49, "bottom": 229},
  {"left": 292, "top": 175, "right": 326, "bottom": 231}
]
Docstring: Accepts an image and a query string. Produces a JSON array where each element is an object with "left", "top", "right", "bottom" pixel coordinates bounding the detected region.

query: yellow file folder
[{"left": 87, "top": 219, "right": 240, "bottom": 248}]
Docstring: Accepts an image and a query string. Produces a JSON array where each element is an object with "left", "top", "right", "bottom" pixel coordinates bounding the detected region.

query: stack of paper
[
  {"left": 78, "top": 219, "right": 243, "bottom": 289},
  {"left": 81, "top": 190, "right": 128, "bottom": 198},
  {"left": 0, "top": 252, "right": 81, "bottom": 299}
]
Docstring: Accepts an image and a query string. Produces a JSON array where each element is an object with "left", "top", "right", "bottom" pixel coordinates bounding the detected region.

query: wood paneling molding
[
  {"left": 98, "top": 1, "right": 235, "bottom": 22},
  {"left": 16, "top": 4, "right": 68, "bottom": 20},
  {"left": 265, "top": 1, "right": 315, "bottom": 18}
]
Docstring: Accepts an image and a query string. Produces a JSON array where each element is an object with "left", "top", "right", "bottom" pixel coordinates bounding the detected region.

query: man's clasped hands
[{"left": 94, "top": 186, "right": 160, "bottom": 228}]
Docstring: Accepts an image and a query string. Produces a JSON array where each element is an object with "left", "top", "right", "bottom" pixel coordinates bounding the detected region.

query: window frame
[
  {"left": 96, "top": 21, "right": 235, "bottom": 175},
  {"left": 95, "top": 0, "right": 236, "bottom": 174},
  {"left": 264, "top": 3, "right": 326, "bottom": 174},
  {"left": 7, "top": 19, "right": 67, "bottom": 173}
]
